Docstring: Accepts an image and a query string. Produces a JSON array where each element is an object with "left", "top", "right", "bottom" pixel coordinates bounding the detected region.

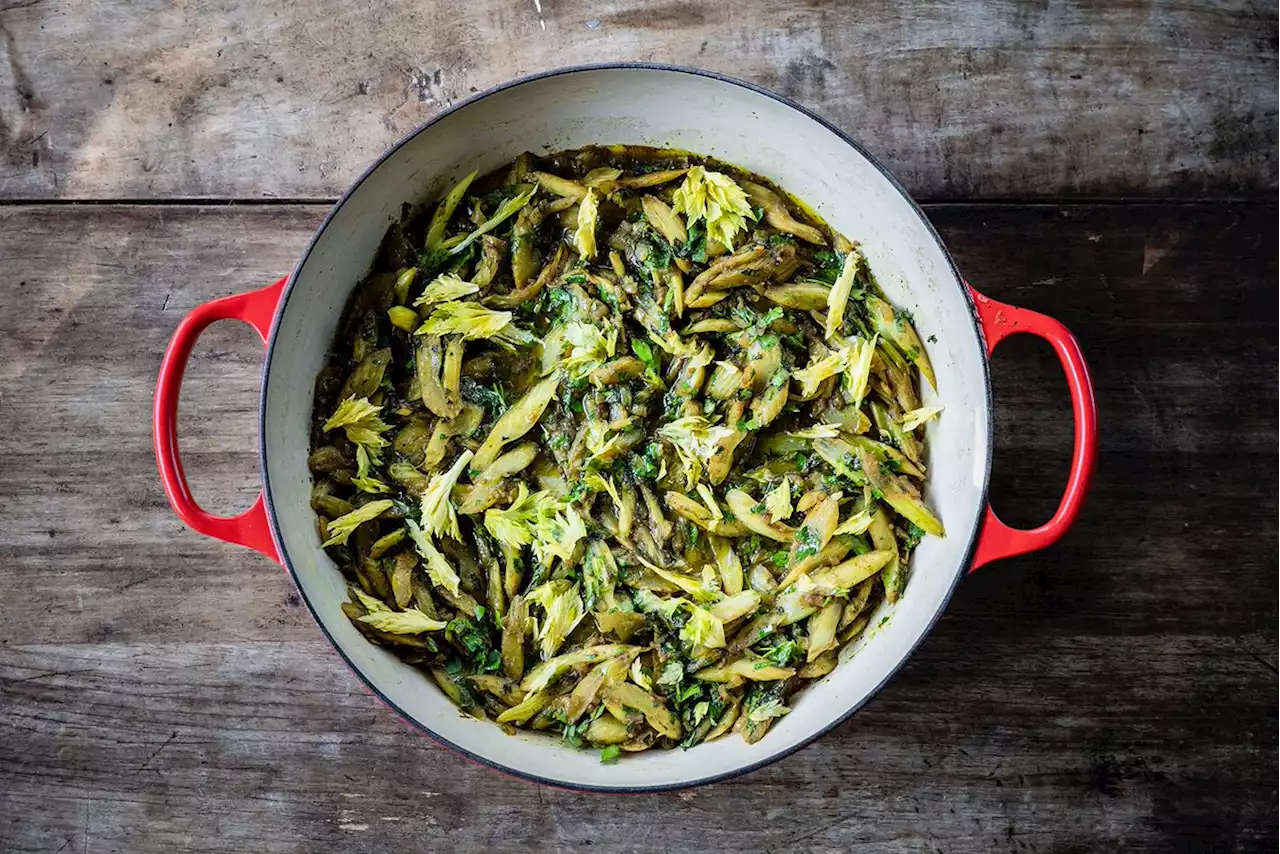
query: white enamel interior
[{"left": 261, "top": 67, "right": 990, "bottom": 790}]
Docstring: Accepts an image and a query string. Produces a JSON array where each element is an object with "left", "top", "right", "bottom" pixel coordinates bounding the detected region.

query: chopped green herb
[
  {"left": 754, "top": 307, "right": 784, "bottom": 334},
  {"left": 535, "top": 287, "right": 576, "bottom": 324},
  {"left": 679, "top": 220, "right": 708, "bottom": 263},
  {"left": 845, "top": 535, "right": 872, "bottom": 556},
  {"left": 730, "top": 304, "right": 757, "bottom": 328},
  {"left": 676, "top": 682, "right": 702, "bottom": 704},
  {"left": 629, "top": 443, "right": 663, "bottom": 481},
  {"left": 445, "top": 616, "right": 501, "bottom": 673},
  {"left": 811, "top": 250, "right": 844, "bottom": 284},
  {"left": 793, "top": 524, "right": 820, "bottom": 560},
  {"left": 760, "top": 639, "right": 800, "bottom": 667},
  {"left": 901, "top": 521, "right": 926, "bottom": 550},
  {"left": 644, "top": 238, "right": 673, "bottom": 273}
]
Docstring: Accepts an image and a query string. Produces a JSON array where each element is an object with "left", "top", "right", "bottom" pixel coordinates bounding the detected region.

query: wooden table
[{"left": 1, "top": 3, "right": 1275, "bottom": 852}]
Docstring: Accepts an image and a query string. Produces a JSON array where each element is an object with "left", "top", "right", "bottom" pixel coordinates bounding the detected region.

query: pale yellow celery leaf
[
  {"left": 405, "top": 518, "right": 461, "bottom": 596},
  {"left": 680, "top": 606, "right": 726, "bottom": 649},
  {"left": 416, "top": 301, "right": 512, "bottom": 339},
  {"left": 747, "top": 699, "right": 791, "bottom": 723},
  {"left": 416, "top": 301, "right": 533, "bottom": 345},
  {"left": 414, "top": 273, "right": 480, "bottom": 306},
  {"left": 483, "top": 483, "right": 539, "bottom": 549},
  {"left": 351, "top": 587, "right": 389, "bottom": 614},
  {"left": 585, "top": 422, "right": 624, "bottom": 462},
  {"left": 787, "top": 423, "right": 842, "bottom": 440},
  {"left": 358, "top": 608, "right": 447, "bottom": 634},
  {"left": 346, "top": 426, "right": 390, "bottom": 453},
  {"left": 763, "top": 480, "right": 792, "bottom": 522},
  {"left": 560, "top": 320, "right": 617, "bottom": 380},
  {"left": 901, "top": 405, "right": 945, "bottom": 432},
  {"left": 842, "top": 334, "right": 878, "bottom": 405},
  {"left": 575, "top": 188, "right": 600, "bottom": 259},
  {"left": 586, "top": 473, "right": 624, "bottom": 518},
  {"left": 351, "top": 476, "right": 391, "bottom": 494},
  {"left": 525, "top": 490, "right": 578, "bottom": 563},
  {"left": 352, "top": 445, "right": 390, "bottom": 493},
  {"left": 526, "top": 580, "right": 586, "bottom": 659},
  {"left": 657, "top": 416, "right": 735, "bottom": 489},
  {"left": 672, "top": 166, "right": 752, "bottom": 250},
  {"left": 484, "top": 486, "right": 585, "bottom": 568},
  {"left": 635, "top": 299, "right": 698, "bottom": 358},
  {"left": 825, "top": 248, "right": 863, "bottom": 340},
  {"left": 630, "top": 656, "right": 653, "bottom": 691},
  {"left": 324, "top": 397, "right": 391, "bottom": 453},
  {"left": 651, "top": 593, "right": 692, "bottom": 620},
  {"left": 532, "top": 504, "right": 587, "bottom": 567},
  {"left": 324, "top": 397, "right": 382, "bottom": 432},
  {"left": 792, "top": 348, "right": 853, "bottom": 398},
  {"left": 322, "top": 500, "right": 393, "bottom": 547},
  {"left": 420, "top": 449, "right": 473, "bottom": 540},
  {"left": 639, "top": 559, "right": 721, "bottom": 604}
]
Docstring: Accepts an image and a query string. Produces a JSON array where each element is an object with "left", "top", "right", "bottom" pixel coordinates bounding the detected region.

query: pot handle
[
  {"left": 153, "top": 278, "right": 288, "bottom": 564},
  {"left": 968, "top": 285, "right": 1097, "bottom": 570}
]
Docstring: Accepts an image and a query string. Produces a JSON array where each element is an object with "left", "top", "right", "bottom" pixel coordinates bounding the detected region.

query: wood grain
[
  {"left": 0, "top": 0, "right": 1275, "bottom": 201},
  {"left": 0, "top": 202, "right": 1274, "bottom": 852}
]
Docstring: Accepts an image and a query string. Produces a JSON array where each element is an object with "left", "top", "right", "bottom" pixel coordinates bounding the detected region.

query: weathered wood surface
[
  {"left": 0, "top": 202, "right": 1274, "bottom": 852},
  {"left": 0, "top": 0, "right": 1276, "bottom": 201}
]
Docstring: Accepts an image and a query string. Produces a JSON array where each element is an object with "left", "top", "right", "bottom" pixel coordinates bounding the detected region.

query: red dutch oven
[{"left": 155, "top": 65, "right": 1096, "bottom": 791}]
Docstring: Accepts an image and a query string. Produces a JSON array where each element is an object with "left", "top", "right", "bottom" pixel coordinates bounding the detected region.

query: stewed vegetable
[{"left": 308, "top": 145, "right": 944, "bottom": 758}]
